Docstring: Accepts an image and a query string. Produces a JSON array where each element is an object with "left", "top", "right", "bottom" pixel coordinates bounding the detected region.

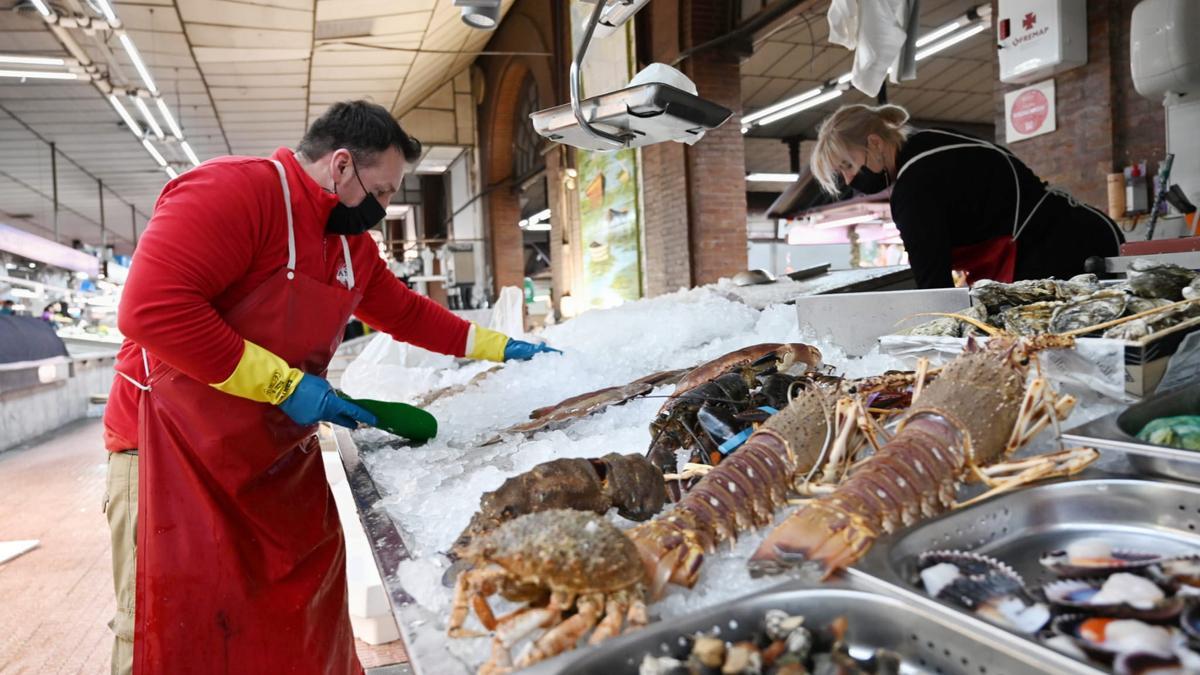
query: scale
[{"left": 528, "top": 0, "right": 732, "bottom": 151}]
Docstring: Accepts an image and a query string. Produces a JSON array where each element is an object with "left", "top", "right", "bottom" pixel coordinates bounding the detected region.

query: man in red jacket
[{"left": 102, "top": 100, "right": 557, "bottom": 675}]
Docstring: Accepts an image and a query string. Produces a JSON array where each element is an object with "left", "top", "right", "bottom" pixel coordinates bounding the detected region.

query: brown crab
[{"left": 447, "top": 509, "right": 647, "bottom": 674}]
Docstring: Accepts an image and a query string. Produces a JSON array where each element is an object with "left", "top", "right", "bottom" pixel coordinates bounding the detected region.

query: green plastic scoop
[{"left": 336, "top": 392, "right": 438, "bottom": 442}]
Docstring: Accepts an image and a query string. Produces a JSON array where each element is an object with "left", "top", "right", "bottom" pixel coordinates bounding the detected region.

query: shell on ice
[{"left": 1048, "top": 290, "right": 1127, "bottom": 334}]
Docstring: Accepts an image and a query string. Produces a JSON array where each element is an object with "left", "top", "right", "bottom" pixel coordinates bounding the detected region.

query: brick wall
[
  {"left": 993, "top": 1, "right": 1165, "bottom": 210},
  {"left": 639, "top": 0, "right": 749, "bottom": 293},
  {"left": 642, "top": 141, "right": 691, "bottom": 295}
]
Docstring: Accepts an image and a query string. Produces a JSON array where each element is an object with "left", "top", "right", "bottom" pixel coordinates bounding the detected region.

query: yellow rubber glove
[
  {"left": 466, "top": 323, "right": 509, "bottom": 362},
  {"left": 210, "top": 339, "right": 303, "bottom": 404}
]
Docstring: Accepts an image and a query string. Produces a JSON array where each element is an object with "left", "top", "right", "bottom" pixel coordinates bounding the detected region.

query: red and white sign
[{"left": 1004, "top": 78, "right": 1056, "bottom": 142}]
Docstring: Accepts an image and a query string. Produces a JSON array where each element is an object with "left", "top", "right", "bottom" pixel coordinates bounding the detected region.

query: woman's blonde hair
[{"left": 810, "top": 103, "right": 912, "bottom": 195}]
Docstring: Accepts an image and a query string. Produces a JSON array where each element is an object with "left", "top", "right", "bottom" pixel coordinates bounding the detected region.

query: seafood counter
[{"left": 333, "top": 281, "right": 1200, "bottom": 675}]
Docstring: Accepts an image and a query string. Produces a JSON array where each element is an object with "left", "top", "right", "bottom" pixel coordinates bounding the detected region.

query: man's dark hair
[{"left": 298, "top": 100, "right": 422, "bottom": 165}]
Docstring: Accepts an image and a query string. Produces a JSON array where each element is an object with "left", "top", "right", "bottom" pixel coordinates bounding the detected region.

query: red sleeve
[
  {"left": 353, "top": 248, "right": 470, "bottom": 357},
  {"left": 117, "top": 161, "right": 268, "bottom": 384}
]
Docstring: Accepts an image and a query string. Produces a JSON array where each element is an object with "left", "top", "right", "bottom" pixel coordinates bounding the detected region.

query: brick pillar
[
  {"left": 640, "top": 0, "right": 748, "bottom": 294},
  {"left": 483, "top": 61, "right": 530, "bottom": 296},
  {"left": 642, "top": 141, "right": 691, "bottom": 295},
  {"left": 992, "top": 1, "right": 1164, "bottom": 209}
]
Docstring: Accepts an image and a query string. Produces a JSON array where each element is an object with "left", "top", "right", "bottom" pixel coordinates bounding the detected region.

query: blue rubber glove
[
  {"left": 278, "top": 373, "right": 378, "bottom": 428},
  {"left": 503, "top": 339, "right": 562, "bottom": 362}
]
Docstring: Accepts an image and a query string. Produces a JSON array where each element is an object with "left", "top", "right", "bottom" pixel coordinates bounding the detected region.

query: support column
[
  {"left": 50, "top": 142, "right": 59, "bottom": 243},
  {"left": 640, "top": 0, "right": 748, "bottom": 293}
]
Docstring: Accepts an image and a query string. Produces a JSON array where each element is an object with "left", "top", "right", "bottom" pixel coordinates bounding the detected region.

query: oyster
[
  {"left": 1061, "top": 273, "right": 1102, "bottom": 297},
  {"left": 1104, "top": 319, "right": 1151, "bottom": 341},
  {"left": 901, "top": 314, "right": 963, "bottom": 337},
  {"left": 1040, "top": 538, "right": 1167, "bottom": 576},
  {"left": 1001, "top": 300, "right": 1062, "bottom": 336},
  {"left": 1127, "top": 259, "right": 1198, "bottom": 300},
  {"left": 1042, "top": 574, "right": 1181, "bottom": 620},
  {"left": 1184, "top": 278, "right": 1200, "bottom": 301},
  {"left": 917, "top": 550, "right": 1049, "bottom": 633},
  {"left": 970, "top": 278, "right": 1064, "bottom": 313},
  {"left": 1049, "top": 290, "right": 1127, "bottom": 334}
]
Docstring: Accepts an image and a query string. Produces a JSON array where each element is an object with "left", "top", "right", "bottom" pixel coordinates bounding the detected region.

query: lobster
[
  {"left": 645, "top": 343, "right": 824, "bottom": 479},
  {"left": 629, "top": 337, "right": 1095, "bottom": 598},
  {"left": 747, "top": 336, "right": 1093, "bottom": 579}
]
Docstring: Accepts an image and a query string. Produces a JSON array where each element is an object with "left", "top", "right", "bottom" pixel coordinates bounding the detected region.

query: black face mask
[
  {"left": 326, "top": 158, "right": 385, "bottom": 235},
  {"left": 849, "top": 164, "right": 890, "bottom": 195}
]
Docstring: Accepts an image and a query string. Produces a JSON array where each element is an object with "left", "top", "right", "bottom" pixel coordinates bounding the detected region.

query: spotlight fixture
[{"left": 453, "top": 0, "right": 501, "bottom": 30}]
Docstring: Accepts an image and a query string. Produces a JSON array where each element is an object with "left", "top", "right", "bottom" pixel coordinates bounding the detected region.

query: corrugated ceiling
[{"left": 0, "top": 0, "right": 513, "bottom": 253}]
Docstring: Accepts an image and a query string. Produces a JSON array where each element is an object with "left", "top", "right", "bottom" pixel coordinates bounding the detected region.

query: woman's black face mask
[
  {"left": 849, "top": 162, "right": 890, "bottom": 195},
  {"left": 326, "top": 157, "right": 385, "bottom": 235}
]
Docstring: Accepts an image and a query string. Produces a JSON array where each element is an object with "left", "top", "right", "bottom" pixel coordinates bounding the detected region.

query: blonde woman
[{"left": 810, "top": 104, "right": 1123, "bottom": 288}]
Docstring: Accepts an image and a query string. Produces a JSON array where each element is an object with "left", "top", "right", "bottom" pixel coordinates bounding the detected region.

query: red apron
[
  {"left": 949, "top": 235, "right": 1018, "bottom": 285},
  {"left": 132, "top": 160, "right": 364, "bottom": 674}
]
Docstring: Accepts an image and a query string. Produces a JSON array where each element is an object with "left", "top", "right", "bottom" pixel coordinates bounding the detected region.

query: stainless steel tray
[
  {"left": 857, "top": 477, "right": 1200, "bottom": 666},
  {"left": 1064, "top": 385, "right": 1200, "bottom": 483},
  {"left": 524, "top": 574, "right": 1099, "bottom": 674}
]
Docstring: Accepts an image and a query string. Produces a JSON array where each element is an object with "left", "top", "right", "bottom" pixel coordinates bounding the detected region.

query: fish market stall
[{"left": 334, "top": 274, "right": 1200, "bottom": 675}]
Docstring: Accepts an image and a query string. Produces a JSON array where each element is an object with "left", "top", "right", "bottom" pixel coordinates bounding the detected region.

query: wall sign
[{"left": 1004, "top": 78, "right": 1056, "bottom": 143}]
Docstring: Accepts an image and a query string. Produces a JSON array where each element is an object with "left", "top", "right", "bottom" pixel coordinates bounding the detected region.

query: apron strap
[
  {"left": 339, "top": 236, "right": 355, "bottom": 290},
  {"left": 268, "top": 160, "right": 297, "bottom": 277},
  {"left": 118, "top": 347, "right": 153, "bottom": 391},
  {"left": 896, "top": 129, "right": 1025, "bottom": 239}
]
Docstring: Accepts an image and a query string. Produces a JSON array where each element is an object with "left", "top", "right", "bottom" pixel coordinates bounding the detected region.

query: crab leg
[
  {"left": 448, "top": 566, "right": 507, "bottom": 637},
  {"left": 514, "top": 594, "right": 603, "bottom": 669},
  {"left": 588, "top": 593, "right": 629, "bottom": 645}
]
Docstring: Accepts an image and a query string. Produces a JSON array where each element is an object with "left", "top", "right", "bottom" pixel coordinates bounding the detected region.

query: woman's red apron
[
  {"left": 949, "top": 235, "right": 1018, "bottom": 285},
  {"left": 131, "top": 160, "right": 364, "bottom": 674}
]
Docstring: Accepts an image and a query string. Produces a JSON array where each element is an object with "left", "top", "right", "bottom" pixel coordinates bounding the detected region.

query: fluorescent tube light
[
  {"left": 525, "top": 222, "right": 551, "bottom": 231},
  {"left": 0, "top": 69, "right": 76, "bottom": 80},
  {"left": 757, "top": 89, "right": 845, "bottom": 127},
  {"left": 94, "top": 0, "right": 120, "bottom": 25},
  {"left": 746, "top": 173, "right": 799, "bottom": 182},
  {"left": 108, "top": 94, "right": 143, "bottom": 138},
  {"left": 0, "top": 54, "right": 65, "bottom": 66},
  {"left": 141, "top": 138, "right": 167, "bottom": 167},
  {"left": 915, "top": 22, "right": 988, "bottom": 61},
  {"left": 118, "top": 33, "right": 157, "bottom": 94},
  {"left": 165, "top": 166, "right": 179, "bottom": 179},
  {"left": 155, "top": 98, "right": 184, "bottom": 139},
  {"left": 915, "top": 20, "right": 963, "bottom": 48},
  {"left": 743, "top": 86, "right": 823, "bottom": 125},
  {"left": 836, "top": 72, "right": 853, "bottom": 85},
  {"left": 133, "top": 97, "right": 164, "bottom": 139},
  {"left": 812, "top": 214, "right": 880, "bottom": 229},
  {"left": 180, "top": 141, "right": 200, "bottom": 166},
  {"left": 29, "top": 0, "right": 51, "bottom": 18}
]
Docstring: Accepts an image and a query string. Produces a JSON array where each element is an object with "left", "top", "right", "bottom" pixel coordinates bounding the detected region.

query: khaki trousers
[{"left": 104, "top": 451, "right": 137, "bottom": 675}]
